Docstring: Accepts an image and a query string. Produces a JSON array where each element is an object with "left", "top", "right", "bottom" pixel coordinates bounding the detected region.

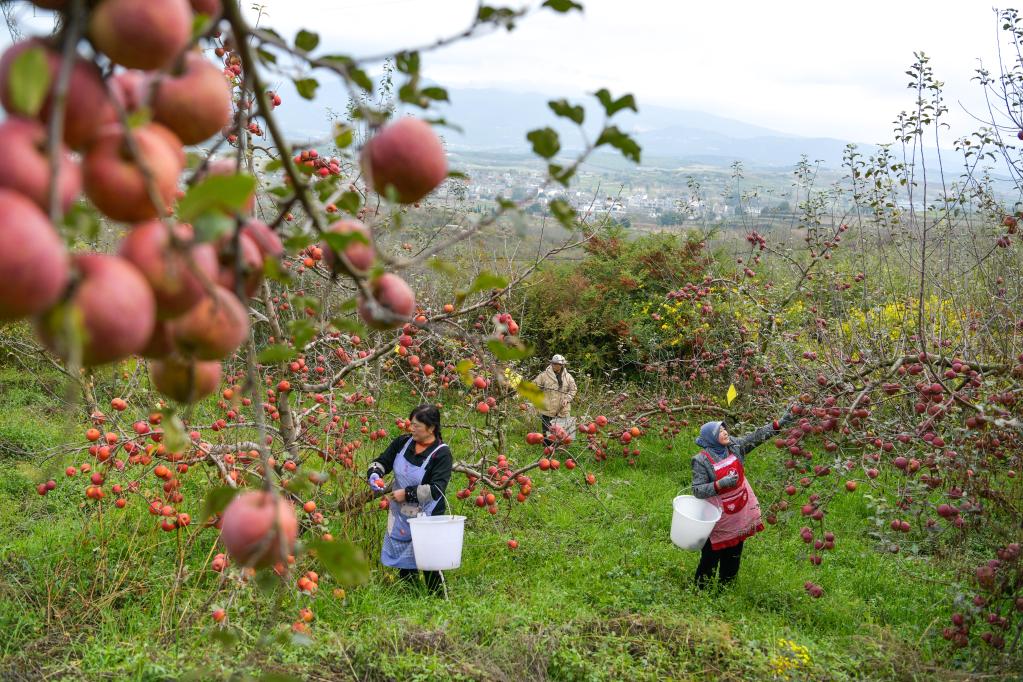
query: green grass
[{"left": 0, "top": 371, "right": 1016, "bottom": 681}]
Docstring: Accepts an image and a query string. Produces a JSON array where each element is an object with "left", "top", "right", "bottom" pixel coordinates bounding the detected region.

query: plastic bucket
[
  {"left": 670, "top": 495, "right": 721, "bottom": 550},
  {"left": 409, "top": 514, "right": 466, "bottom": 570}
]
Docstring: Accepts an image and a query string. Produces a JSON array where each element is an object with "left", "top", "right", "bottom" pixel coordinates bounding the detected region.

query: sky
[
  {"left": 236, "top": 0, "right": 1006, "bottom": 145},
  {"left": 3, "top": 0, "right": 1008, "bottom": 145}
]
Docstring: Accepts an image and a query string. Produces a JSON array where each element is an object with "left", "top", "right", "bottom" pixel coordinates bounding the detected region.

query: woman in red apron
[{"left": 690, "top": 414, "right": 792, "bottom": 588}]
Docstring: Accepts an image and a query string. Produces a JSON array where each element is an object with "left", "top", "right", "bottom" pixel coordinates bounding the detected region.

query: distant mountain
[{"left": 273, "top": 84, "right": 871, "bottom": 169}]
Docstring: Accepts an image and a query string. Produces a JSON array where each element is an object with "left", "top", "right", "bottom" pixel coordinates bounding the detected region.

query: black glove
[{"left": 715, "top": 471, "right": 739, "bottom": 491}]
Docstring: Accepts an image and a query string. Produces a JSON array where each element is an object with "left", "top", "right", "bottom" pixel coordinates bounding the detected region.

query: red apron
[{"left": 702, "top": 450, "right": 763, "bottom": 550}]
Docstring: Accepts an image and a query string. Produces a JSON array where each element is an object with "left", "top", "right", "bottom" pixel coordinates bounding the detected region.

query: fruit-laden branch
[
  {"left": 632, "top": 402, "right": 738, "bottom": 422},
  {"left": 299, "top": 337, "right": 395, "bottom": 393}
]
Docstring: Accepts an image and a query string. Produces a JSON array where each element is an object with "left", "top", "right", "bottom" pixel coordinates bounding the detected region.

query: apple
[
  {"left": 151, "top": 51, "right": 233, "bottom": 145},
  {"left": 118, "top": 221, "right": 219, "bottom": 318},
  {"left": 170, "top": 285, "right": 250, "bottom": 360},
  {"left": 241, "top": 219, "right": 283, "bottom": 258},
  {"left": 0, "top": 189, "right": 69, "bottom": 322},
  {"left": 321, "top": 219, "right": 375, "bottom": 274},
  {"left": 361, "top": 118, "right": 447, "bottom": 204},
  {"left": 0, "top": 39, "right": 117, "bottom": 150},
  {"left": 0, "top": 118, "right": 80, "bottom": 213},
  {"left": 219, "top": 491, "right": 297, "bottom": 568},
  {"left": 216, "top": 231, "right": 264, "bottom": 297},
  {"left": 83, "top": 123, "right": 184, "bottom": 223},
  {"left": 36, "top": 253, "right": 156, "bottom": 366},
  {"left": 150, "top": 356, "right": 221, "bottom": 403},
  {"left": 89, "top": 0, "right": 193, "bottom": 71},
  {"left": 357, "top": 273, "right": 415, "bottom": 330},
  {"left": 190, "top": 0, "right": 222, "bottom": 18}
]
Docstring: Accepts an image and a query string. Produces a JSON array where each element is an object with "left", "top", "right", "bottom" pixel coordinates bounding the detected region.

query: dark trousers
[
  {"left": 398, "top": 568, "right": 442, "bottom": 594},
  {"left": 541, "top": 414, "right": 554, "bottom": 446},
  {"left": 694, "top": 538, "right": 744, "bottom": 588}
]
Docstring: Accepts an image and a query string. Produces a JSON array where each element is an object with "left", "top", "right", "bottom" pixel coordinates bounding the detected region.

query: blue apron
[{"left": 381, "top": 438, "right": 445, "bottom": 569}]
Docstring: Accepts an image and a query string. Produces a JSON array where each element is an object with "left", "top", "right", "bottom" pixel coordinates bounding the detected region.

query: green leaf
[
  {"left": 284, "top": 233, "right": 314, "bottom": 251},
  {"left": 191, "top": 211, "right": 234, "bottom": 243},
  {"left": 295, "top": 29, "right": 320, "bottom": 52},
  {"left": 288, "top": 319, "right": 317, "bottom": 349},
  {"left": 294, "top": 78, "right": 319, "bottom": 100},
  {"left": 466, "top": 271, "right": 508, "bottom": 295},
  {"left": 160, "top": 411, "right": 190, "bottom": 455},
  {"left": 201, "top": 486, "right": 239, "bottom": 523},
  {"left": 542, "top": 0, "right": 583, "bottom": 11},
  {"left": 7, "top": 46, "right": 51, "bottom": 117},
  {"left": 256, "top": 47, "right": 278, "bottom": 65},
  {"left": 548, "top": 99, "right": 585, "bottom": 125},
  {"left": 330, "top": 317, "right": 367, "bottom": 337},
  {"left": 257, "top": 343, "right": 296, "bottom": 364},
  {"left": 456, "top": 359, "right": 476, "bottom": 386},
  {"left": 548, "top": 163, "right": 576, "bottom": 187},
  {"left": 306, "top": 539, "right": 369, "bottom": 587},
  {"left": 264, "top": 256, "right": 294, "bottom": 284},
  {"left": 549, "top": 198, "right": 576, "bottom": 228},
  {"left": 427, "top": 257, "right": 458, "bottom": 277},
  {"left": 333, "top": 124, "right": 354, "bottom": 149},
  {"left": 396, "top": 51, "right": 420, "bottom": 75},
  {"left": 420, "top": 86, "right": 449, "bottom": 102},
  {"left": 264, "top": 158, "right": 283, "bottom": 172},
  {"left": 595, "top": 125, "right": 641, "bottom": 163},
  {"left": 516, "top": 380, "right": 546, "bottom": 408},
  {"left": 593, "top": 88, "right": 638, "bottom": 117},
  {"left": 178, "top": 174, "right": 257, "bottom": 221},
  {"left": 527, "top": 127, "right": 560, "bottom": 159},
  {"left": 322, "top": 229, "right": 369, "bottom": 255},
  {"left": 291, "top": 295, "right": 320, "bottom": 313},
  {"left": 209, "top": 627, "right": 239, "bottom": 648},
  {"left": 486, "top": 338, "right": 533, "bottom": 361},
  {"left": 336, "top": 191, "right": 361, "bottom": 216}
]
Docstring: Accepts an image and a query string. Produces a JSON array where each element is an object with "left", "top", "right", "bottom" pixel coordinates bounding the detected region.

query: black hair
[{"left": 409, "top": 404, "right": 443, "bottom": 442}]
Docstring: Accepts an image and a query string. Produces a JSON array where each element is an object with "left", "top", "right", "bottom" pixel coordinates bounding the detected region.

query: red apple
[
  {"left": 357, "top": 273, "right": 415, "bottom": 330},
  {"left": 170, "top": 285, "right": 249, "bottom": 360},
  {"left": 83, "top": 123, "right": 184, "bottom": 223},
  {"left": 219, "top": 491, "right": 297, "bottom": 568},
  {"left": 0, "top": 39, "right": 117, "bottom": 150},
  {"left": 241, "top": 219, "right": 283, "bottom": 258},
  {"left": 150, "top": 356, "right": 221, "bottom": 403},
  {"left": 0, "top": 189, "right": 69, "bottom": 321},
  {"left": 216, "top": 232, "right": 264, "bottom": 297},
  {"left": 36, "top": 253, "right": 156, "bottom": 366},
  {"left": 118, "top": 221, "right": 219, "bottom": 318},
  {"left": 151, "top": 51, "right": 233, "bottom": 145},
  {"left": 321, "top": 219, "right": 375, "bottom": 274},
  {"left": 361, "top": 118, "right": 447, "bottom": 204},
  {"left": 89, "top": 0, "right": 193, "bottom": 71},
  {"left": 0, "top": 118, "right": 80, "bottom": 213},
  {"left": 189, "top": 0, "right": 221, "bottom": 18}
]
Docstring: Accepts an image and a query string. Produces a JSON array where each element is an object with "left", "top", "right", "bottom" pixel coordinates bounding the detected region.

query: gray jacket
[{"left": 690, "top": 413, "right": 794, "bottom": 499}]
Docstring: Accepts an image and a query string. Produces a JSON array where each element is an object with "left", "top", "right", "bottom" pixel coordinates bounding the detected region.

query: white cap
[{"left": 551, "top": 354, "right": 567, "bottom": 365}]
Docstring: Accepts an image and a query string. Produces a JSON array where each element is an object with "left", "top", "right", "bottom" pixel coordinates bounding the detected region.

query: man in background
[{"left": 533, "top": 354, "right": 577, "bottom": 446}]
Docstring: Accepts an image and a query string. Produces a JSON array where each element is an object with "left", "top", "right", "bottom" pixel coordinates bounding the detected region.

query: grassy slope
[{"left": 0, "top": 367, "right": 1012, "bottom": 681}]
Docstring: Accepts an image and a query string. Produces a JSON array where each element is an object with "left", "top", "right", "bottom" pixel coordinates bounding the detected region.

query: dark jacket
[
  {"left": 368, "top": 435, "right": 452, "bottom": 514},
  {"left": 690, "top": 412, "right": 794, "bottom": 499}
]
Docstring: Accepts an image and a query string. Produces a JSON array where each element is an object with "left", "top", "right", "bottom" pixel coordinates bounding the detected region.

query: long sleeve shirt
[
  {"left": 367, "top": 435, "right": 452, "bottom": 514},
  {"left": 690, "top": 411, "right": 795, "bottom": 499}
]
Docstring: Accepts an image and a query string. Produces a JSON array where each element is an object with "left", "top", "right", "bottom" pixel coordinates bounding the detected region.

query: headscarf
[{"left": 695, "top": 420, "right": 730, "bottom": 458}]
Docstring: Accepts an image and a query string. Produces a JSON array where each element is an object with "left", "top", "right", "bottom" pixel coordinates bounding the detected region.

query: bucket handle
[{"left": 416, "top": 486, "right": 452, "bottom": 518}]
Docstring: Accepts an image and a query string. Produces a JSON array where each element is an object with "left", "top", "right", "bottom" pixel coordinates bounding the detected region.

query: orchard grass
[{"left": 0, "top": 374, "right": 1013, "bottom": 681}]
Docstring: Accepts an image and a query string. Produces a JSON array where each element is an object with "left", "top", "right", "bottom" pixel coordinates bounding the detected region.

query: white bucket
[
  {"left": 409, "top": 514, "right": 466, "bottom": 570},
  {"left": 670, "top": 495, "right": 721, "bottom": 550}
]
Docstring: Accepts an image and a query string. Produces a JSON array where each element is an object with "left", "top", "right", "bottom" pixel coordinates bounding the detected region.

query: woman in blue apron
[{"left": 367, "top": 404, "right": 453, "bottom": 593}]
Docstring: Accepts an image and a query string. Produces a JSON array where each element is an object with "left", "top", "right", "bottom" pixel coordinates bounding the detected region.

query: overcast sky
[
  {"left": 236, "top": 0, "right": 1006, "bottom": 145},
  {"left": 5, "top": 0, "right": 1008, "bottom": 145}
]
